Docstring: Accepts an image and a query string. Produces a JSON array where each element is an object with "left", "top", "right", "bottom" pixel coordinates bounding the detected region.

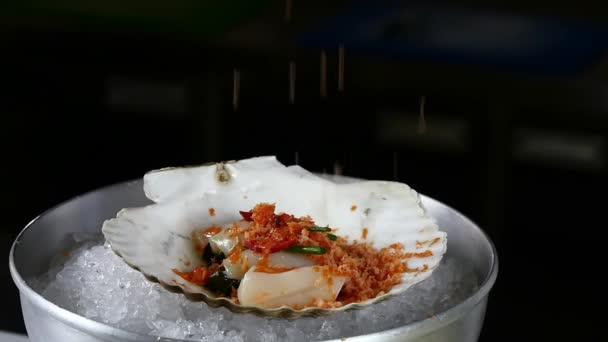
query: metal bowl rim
[{"left": 9, "top": 178, "right": 499, "bottom": 342}]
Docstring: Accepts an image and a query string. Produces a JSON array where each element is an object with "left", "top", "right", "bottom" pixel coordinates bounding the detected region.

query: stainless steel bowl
[{"left": 10, "top": 179, "right": 498, "bottom": 342}]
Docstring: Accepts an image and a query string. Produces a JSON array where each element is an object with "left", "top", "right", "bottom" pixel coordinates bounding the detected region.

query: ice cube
[{"left": 30, "top": 235, "right": 478, "bottom": 342}]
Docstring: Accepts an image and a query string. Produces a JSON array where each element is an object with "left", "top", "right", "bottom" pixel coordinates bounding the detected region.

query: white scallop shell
[{"left": 102, "top": 156, "right": 447, "bottom": 317}]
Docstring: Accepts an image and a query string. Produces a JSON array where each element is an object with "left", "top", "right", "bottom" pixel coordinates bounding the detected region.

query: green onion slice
[
  {"left": 308, "top": 226, "right": 331, "bottom": 232},
  {"left": 286, "top": 245, "right": 327, "bottom": 254}
]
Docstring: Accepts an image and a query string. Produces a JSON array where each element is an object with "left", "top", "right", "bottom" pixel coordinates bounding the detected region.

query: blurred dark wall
[{"left": 2, "top": 1, "right": 607, "bottom": 340}]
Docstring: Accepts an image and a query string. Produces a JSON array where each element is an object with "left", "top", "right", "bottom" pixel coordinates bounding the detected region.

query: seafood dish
[{"left": 102, "top": 156, "right": 447, "bottom": 317}]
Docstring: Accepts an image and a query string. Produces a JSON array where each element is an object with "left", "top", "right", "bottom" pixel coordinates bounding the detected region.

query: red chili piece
[
  {"left": 245, "top": 238, "right": 297, "bottom": 253},
  {"left": 239, "top": 211, "right": 253, "bottom": 221}
]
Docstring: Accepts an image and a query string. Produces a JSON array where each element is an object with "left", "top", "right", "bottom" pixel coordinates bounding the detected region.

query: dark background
[{"left": 1, "top": 0, "right": 606, "bottom": 341}]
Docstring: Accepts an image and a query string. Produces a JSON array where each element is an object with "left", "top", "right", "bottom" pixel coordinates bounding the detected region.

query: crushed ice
[{"left": 29, "top": 235, "right": 479, "bottom": 341}]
